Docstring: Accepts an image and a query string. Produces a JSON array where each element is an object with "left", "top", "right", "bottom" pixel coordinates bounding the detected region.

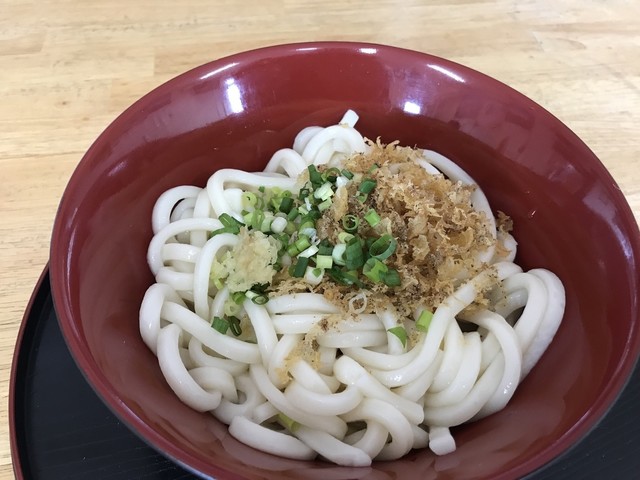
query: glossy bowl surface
[{"left": 50, "top": 42, "right": 640, "bottom": 479}]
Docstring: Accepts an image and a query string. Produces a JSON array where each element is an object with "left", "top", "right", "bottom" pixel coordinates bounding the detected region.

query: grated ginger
[{"left": 213, "top": 228, "right": 280, "bottom": 293}]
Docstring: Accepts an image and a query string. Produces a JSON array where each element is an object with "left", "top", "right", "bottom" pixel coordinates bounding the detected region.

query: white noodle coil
[{"left": 139, "top": 110, "right": 565, "bottom": 465}]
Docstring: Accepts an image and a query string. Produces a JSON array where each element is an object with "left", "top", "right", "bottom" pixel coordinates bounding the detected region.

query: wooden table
[{"left": 1, "top": 0, "right": 639, "bottom": 477}]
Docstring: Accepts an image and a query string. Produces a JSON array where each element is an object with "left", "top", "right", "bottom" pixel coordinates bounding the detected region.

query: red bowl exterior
[{"left": 50, "top": 42, "right": 640, "bottom": 479}]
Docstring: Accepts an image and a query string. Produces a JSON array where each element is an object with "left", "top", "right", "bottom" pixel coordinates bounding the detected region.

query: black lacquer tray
[{"left": 9, "top": 270, "right": 640, "bottom": 479}]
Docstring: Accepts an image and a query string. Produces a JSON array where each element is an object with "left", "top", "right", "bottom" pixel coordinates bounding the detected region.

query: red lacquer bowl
[{"left": 50, "top": 42, "right": 640, "bottom": 479}]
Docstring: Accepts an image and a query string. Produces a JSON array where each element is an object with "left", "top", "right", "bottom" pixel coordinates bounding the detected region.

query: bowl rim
[{"left": 49, "top": 40, "right": 640, "bottom": 480}]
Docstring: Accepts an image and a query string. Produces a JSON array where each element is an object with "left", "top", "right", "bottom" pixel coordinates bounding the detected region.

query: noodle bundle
[{"left": 140, "top": 111, "right": 565, "bottom": 466}]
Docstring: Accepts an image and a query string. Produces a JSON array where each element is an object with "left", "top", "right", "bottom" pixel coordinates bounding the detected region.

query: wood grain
[{"left": 1, "top": 0, "right": 639, "bottom": 477}]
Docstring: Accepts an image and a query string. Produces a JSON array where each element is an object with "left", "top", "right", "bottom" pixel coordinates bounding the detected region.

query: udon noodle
[{"left": 140, "top": 111, "right": 565, "bottom": 466}]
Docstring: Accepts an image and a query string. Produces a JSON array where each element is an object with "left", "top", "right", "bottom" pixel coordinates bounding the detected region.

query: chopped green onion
[
  {"left": 342, "top": 214, "right": 359, "bottom": 233},
  {"left": 219, "top": 213, "right": 244, "bottom": 229},
  {"left": 231, "top": 292, "right": 246, "bottom": 304},
  {"left": 245, "top": 290, "right": 269, "bottom": 305},
  {"left": 340, "top": 169, "right": 354, "bottom": 180},
  {"left": 278, "top": 412, "right": 300, "bottom": 432},
  {"left": 298, "top": 245, "right": 319, "bottom": 258},
  {"left": 220, "top": 214, "right": 242, "bottom": 229},
  {"left": 298, "top": 216, "right": 315, "bottom": 232},
  {"left": 356, "top": 192, "right": 368, "bottom": 203},
  {"left": 210, "top": 226, "right": 239, "bottom": 236},
  {"left": 287, "top": 208, "right": 299, "bottom": 221},
  {"left": 363, "top": 258, "right": 388, "bottom": 283},
  {"left": 298, "top": 187, "right": 311, "bottom": 200},
  {"left": 369, "top": 234, "right": 397, "bottom": 260},
  {"left": 317, "top": 240, "right": 333, "bottom": 255},
  {"left": 211, "top": 316, "right": 229, "bottom": 334},
  {"left": 252, "top": 294, "right": 268, "bottom": 305},
  {"left": 368, "top": 163, "right": 380, "bottom": 173},
  {"left": 300, "top": 227, "right": 316, "bottom": 239},
  {"left": 416, "top": 309, "right": 433, "bottom": 331},
  {"left": 314, "top": 182, "right": 334, "bottom": 201},
  {"left": 344, "top": 239, "right": 365, "bottom": 270},
  {"left": 382, "top": 268, "right": 401, "bottom": 287},
  {"left": 316, "top": 255, "right": 333, "bottom": 269},
  {"left": 228, "top": 316, "right": 242, "bottom": 336},
  {"left": 284, "top": 220, "right": 297, "bottom": 235},
  {"left": 260, "top": 215, "right": 273, "bottom": 232},
  {"left": 270, "top": 186, "right": 282, "bottom": 197},
  {"left": 326, "top": 267, "right": 365, "bottom": 287},
  {"left": 307, "top": 208, "right": 322, "bottom": 220},
  {"left": 291, "top": 256, "right": 310, "bottom": 277},
  {"left": 323, "top": 167, "right": 341, "bottom": 183},
  {"left": 287, "top": 243, "right": 300, "bottom": 257},
  {"left": 364, "top": 209, "right": 381, "bottom": 227},
  {"left": 279, "top": 196, "right": 294, "bottom": 213},
  {"left": 250, "top": 210, "right": 265, "bottom": 230},
  {"left": 242, "top": 192, "right": 258, "bottom": 208},
  {"left": 305, "top": 266, "right": 324, "bottom": 286},
  {"left": 363, "top": 237, "right": 376, "bottom": 253},
  {"left": 332, "top": 244, "right": 347, "bottom": 266},
  {"left": 269, "top": 189, "right": 289, "bottom": 212},
  {"left": 287, "top": 235, "right": 311, "bottom": 257},
  {"left": 211, "top": 213, "right": 244, "bottom": 236},
  {"left": 387, "top": 326, "right": 407, "bottom": 348},
  {"left": 270, "top": 216, "right": 288, "bottom": 233},
  {"left": 308, "top": 165, "right": 323, "bottom": 187},
  {"left": 359, "top": 178, "right": 377, "bottom": 194},
  {"left": 294, "top": 235, "right": 311, "bottom": 253},
  {"left": 337, "top": 231, "right": 354, "bottom": 244},
  {"left": 317, "top": 198, "right": 333, "bottom": 211}
]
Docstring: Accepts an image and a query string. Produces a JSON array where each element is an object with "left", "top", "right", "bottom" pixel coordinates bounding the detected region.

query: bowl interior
[{"left": 50, "top": 43, "right": 640, "bottom": 480}]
